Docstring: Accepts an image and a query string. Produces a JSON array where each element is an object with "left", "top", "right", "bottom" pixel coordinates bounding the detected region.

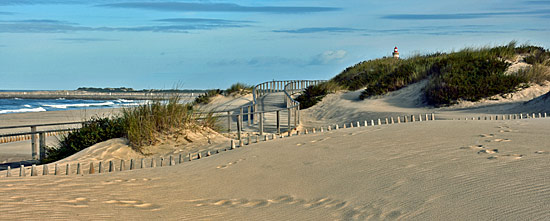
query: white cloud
[{"left": 310, "top": 50, "right": 347, "bottom": 65}]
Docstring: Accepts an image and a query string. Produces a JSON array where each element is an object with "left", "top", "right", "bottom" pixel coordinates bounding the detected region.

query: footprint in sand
[
  {"left": 187, "top": 195, "right": 348, "bottom": 210},
  {"left": 101, "top": 178, "right": 152, "bottom": 185},
  {"left": 216, "top": 159, "right": 245, "bottom": 169},
  {"left": 498, "top": 129, "right": 515, "bottom": 133},
  {"left": 460, "top": 145, "right": 498, "bottom": 154},
  {"left": 487, "top": 154, "right": 524, "bottom": 160},
  {"left": 296, "top": 143, "right": 306, "bottom": 146},
  {"left": 460, "top": 145, "right": 485, "bottom": 150},
  {"left": 534, "top": 151, "right": 549, "bottom": 154},
  {"left": 477, "top": 149, "right": 499, "bottom": 154},
  {"left": 61, "top": 197, "right": 90, "bottom": 208},
  {"left": 480, "top": 134, "right": 495, "bottom": 138},
  {"left": 104, "top": 199, "right": 160, "bottom": 210},
  {"left": 310, "top": 137, "right": 331, "bottom": 143},
  {"left": 185, "top": 195, "right": 397, "bottom": 220},
  {"left": 492, "top": 138, "right": 511, "bottom": 142}
]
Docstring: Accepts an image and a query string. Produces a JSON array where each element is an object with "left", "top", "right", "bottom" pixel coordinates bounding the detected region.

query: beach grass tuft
[{"left": 44, "top": 94, "right": 218, "bottom": 162}]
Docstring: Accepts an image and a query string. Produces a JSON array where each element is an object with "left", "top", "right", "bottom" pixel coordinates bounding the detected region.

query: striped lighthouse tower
[{"left": 393, "top": 46, "right": 399, "bottom": 59}]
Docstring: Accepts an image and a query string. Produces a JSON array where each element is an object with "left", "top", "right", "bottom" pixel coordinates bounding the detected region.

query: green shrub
[
  {"left": 44, "top": 95, "right": 219, "bottom": 162},
  {"left": 295, "top": 81, "right": 341, "bottom": 109},
  {"left": 295, "top": 41, "right": 550, "bottom": 108},
  {"left": 43, "top": 117, "right": 125, "bottom": 163},
  {"left": 514, "top": 64, "right": 550, "bottom": 85},
  {"left": 424, "top": 53, "right": 525, "bottom": 106},
  {"left": 225, "top": 83, "right": 252, "bottom": 96},
  {"left": 122, "top": 95, "right": 196, "bottom": 149},
  {"left": 193, "top": 89, "right": 222, "bottom": 105}
]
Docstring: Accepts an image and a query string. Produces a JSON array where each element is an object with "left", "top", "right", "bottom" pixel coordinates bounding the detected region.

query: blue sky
[{"left": 1, "top": 0, "right": 549, "bottom": 90}]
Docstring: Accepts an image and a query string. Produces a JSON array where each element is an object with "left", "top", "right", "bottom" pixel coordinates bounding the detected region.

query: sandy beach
[
  {"left": 0, "top": 118, "right": 548, "bottom": 220},
  {"left": 0, "top": 81, "right": 549, "bottom": 220}
]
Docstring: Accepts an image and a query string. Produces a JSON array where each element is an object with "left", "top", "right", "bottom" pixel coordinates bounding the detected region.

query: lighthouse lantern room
[{"left": 393, "top": 47, "right": 400, "bottom": 59}]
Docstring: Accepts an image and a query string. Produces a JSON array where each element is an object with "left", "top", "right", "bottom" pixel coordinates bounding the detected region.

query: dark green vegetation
[
  {"left": 43, "top": 117, "right": 125, "bottom": 163},
  {"left": 296, "top": 42, "right": 550, "bottom": 108},
  {"left": 193, "top": 89, "right": 223, "bottom": 105},
  {"left": 43, "top": 96, "right": 218, "bottom": 163},
  {"left": 193, "top": 83, "right": 253, "bottom": 105}
]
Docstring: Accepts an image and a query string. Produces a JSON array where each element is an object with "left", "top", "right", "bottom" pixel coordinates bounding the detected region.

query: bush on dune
[
  {"left": 297, "top": 41, "right": 550, "bottom": 109},
  {"left": 295, "top": 81, "right": 342, "bottom": 109},
  {"left": 224, "top": 82, "right": 253, "bottom": 96},
  {"left": 44, "top": 95, "right": 218, "bottom": 163},
  {"left": 43, "top": 117, "right": 125, "bottom": 163}
]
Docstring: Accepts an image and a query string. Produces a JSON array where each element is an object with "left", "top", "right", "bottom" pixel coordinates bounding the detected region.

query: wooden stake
[
  {"left": 20, "top": 165, "right": 26, "bottom": 177},
  {"left": 76, "top": 163, "right": 82, "bottom": 175},
  {"left": 31, "top": 164, "right": 37, "bottom": 176},
  {"left": 109, "top": 161, "right": 114, "bottom": 172},
  {"left": 119, "top": 160, "right": 125, "bottom": 171},
  {"left": 89, "top": 162, "right": 95, "bottom": 174}
]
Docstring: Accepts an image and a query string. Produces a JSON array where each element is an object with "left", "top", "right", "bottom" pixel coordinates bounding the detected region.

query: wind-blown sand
[
  {"left": 0, "top": 119, "right": 548, "bottom": 220},
  {"left": 0, "top": 83, "right": 549, "bottom": 220}
]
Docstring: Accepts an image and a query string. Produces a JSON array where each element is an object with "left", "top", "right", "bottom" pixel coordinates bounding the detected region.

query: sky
[{"left": 0, "top": 0, "right": 549, "bottom": 90}]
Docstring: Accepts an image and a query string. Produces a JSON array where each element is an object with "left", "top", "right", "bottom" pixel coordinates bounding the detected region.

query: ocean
[{"left": 0, "top": 98, "right": 146, "bottom": 114}]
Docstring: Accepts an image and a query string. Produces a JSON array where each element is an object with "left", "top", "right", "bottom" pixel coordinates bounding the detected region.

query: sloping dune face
[{"left": 1, "top": 119, "right": 548, "bottom": 220}]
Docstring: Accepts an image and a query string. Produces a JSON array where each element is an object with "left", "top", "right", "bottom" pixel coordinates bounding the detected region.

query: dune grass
[
  {"left": 43, "top": 95, "right": 219, "bottom": 163},
  {"left": 193, "top": 83, "right": 253, "bottom": 105},
  {"left": 296, "top": 42, "right": 550, "bottom": 108},
  {"left": 224, "top": 82, "right": 253, "bottom": 96}
]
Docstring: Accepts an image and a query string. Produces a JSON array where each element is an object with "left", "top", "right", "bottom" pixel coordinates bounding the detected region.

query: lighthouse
[{"left": 392, "top": 47, "right": 399, "bottom": 59}]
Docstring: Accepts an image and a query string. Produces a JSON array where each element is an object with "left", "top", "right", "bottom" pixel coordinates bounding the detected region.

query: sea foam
[{"left": 0, "top": 107, "right": 47, "bottom": 114}]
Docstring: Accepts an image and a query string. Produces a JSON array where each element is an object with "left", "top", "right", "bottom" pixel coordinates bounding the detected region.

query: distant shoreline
[{"left": 0, "top": 91, "right": 199, "bottom": 100}]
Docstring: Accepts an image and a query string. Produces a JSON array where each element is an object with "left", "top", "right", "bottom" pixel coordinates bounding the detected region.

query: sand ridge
[{"left": 0, "top": 119, "right": 549, "bottom": 220}]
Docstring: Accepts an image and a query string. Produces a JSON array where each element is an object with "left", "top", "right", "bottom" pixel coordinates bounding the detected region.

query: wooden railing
[
  {"left": 0, "top": 122, "right": 84, "bottom": 161},
  {"left": 0, "top": 80, "right": 326, "bottom": 161}
]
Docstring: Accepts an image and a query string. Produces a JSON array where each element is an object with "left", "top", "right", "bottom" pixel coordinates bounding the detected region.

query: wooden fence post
[
  {"left": 76, "top": 163, "right": 82, "bottom": 175},
  {"left": 43, "top": 164, "right": 49, "bottom": 175},
  {"left": 227, "top": 111, "right": 231, "bottom": 132},
  {"left": 288, "top": 108, "right": 292, "bottom": 136},
  {"left": 66, "top": 164, "right": 70, "bottom": 175},
  {"left": 31, "top": 164, "right": 37, "bottom": 176},
  {"left": 294, "top": 107, "right": 298, "bottom": 128},
  {"left": 237, "top": 115, "right": 242, "bottom": 141},
  {"left": 31, "top": 126, "right": 38, "bottom": 160},
  {"left": 109, "top": 161, "right": 114, "bottom": 172},
  {"left": 247, "top": 106, "right": 251, "bottom": 127},
  {"left": 89, "top": 162, "right": 95, "bottom": 174},
  {"left": 240, "top": 107, "right": 244, "bottom": 129},
  {"left": 119, "top": 160, "right": 125, "bottom": 171},
  {"left": 276, "top": 110, "right": 280, "bottom": 134},
  {"left": 54, "top": 164, "right": 59, "bottom": 175},
  {"left": 259, "top": 112, "right": 264, "bottom": 135},
  {"left": 20, "top": 165, "right": 26, "bottom": 177},
  {"left": 39, "top": 132, "right": 46, "bottom": 160}
]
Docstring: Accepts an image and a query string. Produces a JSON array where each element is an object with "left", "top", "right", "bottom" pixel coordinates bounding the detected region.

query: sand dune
[
  {"left": 1, "top": 81, "right": 549, "bottom": 220},
  {"left": 0, "top": 119, "right": 548, "bottom": 220}
]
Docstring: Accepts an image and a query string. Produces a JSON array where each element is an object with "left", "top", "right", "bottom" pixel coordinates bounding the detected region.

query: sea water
[{"left": 0, "top": 98, "right": 146, "bottom": 114}]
